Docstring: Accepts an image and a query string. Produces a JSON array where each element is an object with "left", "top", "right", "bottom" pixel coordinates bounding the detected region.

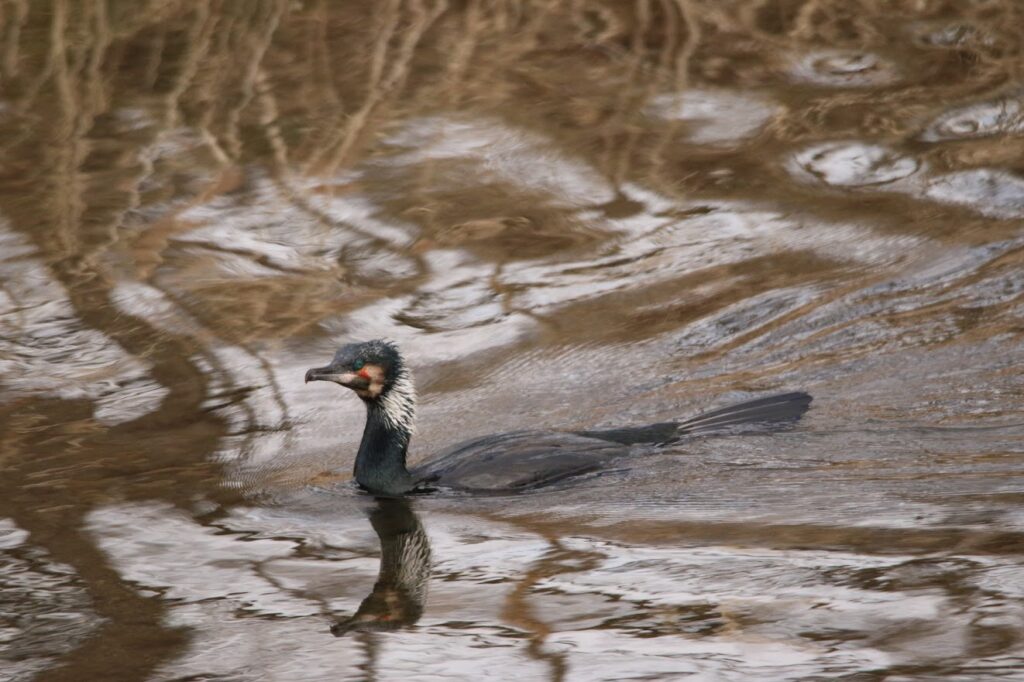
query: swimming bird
[{"left": 305, "top": 340, "right": 812, "bottom": 496}]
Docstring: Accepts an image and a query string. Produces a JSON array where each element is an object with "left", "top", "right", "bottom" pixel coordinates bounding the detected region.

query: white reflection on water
[
  {"left": 789, "top": 140, "right": 1024, "bottom": 220},
  {"left": 924, "top": 169, "right": 1024, "bottom": 219},
  {"left": 0, "top": 225, "right": 167, "bottom": 425},
  {"left": 788, "top": 49, "right": 900, "bottom": 88},
  {"left": 790, "top": 142, "right": 921, "bottom": 188},
  {"left": 381, "top": 116, "right": 617, "bottom": 208},
  {"left": 0, "top": 519, "right": 98, "bottom": 682},
  {"left": 645, "top": 89, "right": 779, "bottom": 145},
  {"left": 920, "top": 92, "right": 1024, "bottom": 141},
  {"left": 85, "top": 498, "right": 1024, "bottom": 681},
  {"left": 5, "top": 3, "right": 1024, "bottom": 677}
]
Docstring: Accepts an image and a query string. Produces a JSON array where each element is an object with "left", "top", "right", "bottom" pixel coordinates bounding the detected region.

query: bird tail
[
  {"left": 675, "top": 391, "right": 812, "bottom": 436},
  {"left": 575, "top": 392, "right": 812, "bottom": 446}
]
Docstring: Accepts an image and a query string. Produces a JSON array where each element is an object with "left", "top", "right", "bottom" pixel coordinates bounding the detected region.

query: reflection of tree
[
  {"left": 2, "top": 1, "right": 1023, "bottom": 678},
  {"left": 332, "top": 497, "right": 431, "bottom": 635},
  {"left": 6, "top": 0, "right": 1020, "bottom": 349}
]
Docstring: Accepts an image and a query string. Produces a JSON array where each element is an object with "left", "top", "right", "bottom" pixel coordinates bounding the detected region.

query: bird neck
[
  {"left": 353, "top": 373, "right": 417, "bottom": 496},
  {"left": 330, "top": 498, "right": 429, "bottom": 633}
]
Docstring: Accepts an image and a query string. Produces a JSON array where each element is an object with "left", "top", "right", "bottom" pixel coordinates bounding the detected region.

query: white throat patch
[{"left": 379, "top": 367, "right": 417, "bottom": 437}]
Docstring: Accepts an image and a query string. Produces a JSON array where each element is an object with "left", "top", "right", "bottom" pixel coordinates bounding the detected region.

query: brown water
[{"left": 2, "top": 1, "right": 1024, "bottom": 680}]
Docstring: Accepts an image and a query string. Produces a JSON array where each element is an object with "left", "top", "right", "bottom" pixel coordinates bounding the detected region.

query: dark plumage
[
  {"left": 330, "top": 498, "right": 429, "bottom": 634},
  {"left": 305, "top": 340, "right": 812, "bottom": 496}
]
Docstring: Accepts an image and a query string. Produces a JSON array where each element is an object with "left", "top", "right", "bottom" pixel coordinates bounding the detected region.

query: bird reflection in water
[{"left": 330, "top": 497, "right": 431, "bottom": 635}]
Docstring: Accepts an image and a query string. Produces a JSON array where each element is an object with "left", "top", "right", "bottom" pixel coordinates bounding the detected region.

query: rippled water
[{"left": 2, "top": 2, "right": 1023, "bottom": 680}]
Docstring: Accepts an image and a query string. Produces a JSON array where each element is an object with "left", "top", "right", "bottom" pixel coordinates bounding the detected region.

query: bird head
[{"left": 304, "top": 339, "right": 407, "bottom": 402}]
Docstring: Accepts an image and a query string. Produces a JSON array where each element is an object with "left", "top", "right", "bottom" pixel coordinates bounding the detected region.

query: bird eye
[{"left": 353, "top": 359, "right": 365, "bottom": 371}]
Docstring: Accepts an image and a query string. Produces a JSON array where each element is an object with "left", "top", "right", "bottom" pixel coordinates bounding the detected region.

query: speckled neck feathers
[
  {"left": 378, "top": 364, "right": 416, "bottom": 438},
  {"left": 354, "top": 358, "right": 418, "bottom": 496}
]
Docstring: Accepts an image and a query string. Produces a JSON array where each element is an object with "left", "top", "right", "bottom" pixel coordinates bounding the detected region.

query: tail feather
[
  {"left": 676, "top": 391, "right": 812, "bottom": 435},
  {"left": 576, "top": 392, "right": 812, "bottom": 446}
]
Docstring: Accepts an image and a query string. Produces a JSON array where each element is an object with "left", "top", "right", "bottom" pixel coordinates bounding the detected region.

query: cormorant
[{"left": 305, "top": 340, "right": 812, "bottom": 497}]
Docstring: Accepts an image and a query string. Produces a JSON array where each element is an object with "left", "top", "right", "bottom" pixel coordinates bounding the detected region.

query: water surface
[{"left": 1, "top": 1, "right": 1023, "bottom": 680}]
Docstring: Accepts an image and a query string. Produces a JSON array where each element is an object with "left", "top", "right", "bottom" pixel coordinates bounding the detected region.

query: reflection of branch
[
  {"left": 308, "top": 0, "right": 343, "bottom": 111},
  {"left": 49, "top": 0, "right": 80, "bottom": 259},
  {"left": 13, "top": 0, "right": 61, "bottom": 114},
  {"left": 0, "top": 8, "right": 237, "bottom": 679},
  {"left": 650, "top": 0, "right": 699, "bottom": 183},
  {"left": 500, "top": 533, "right": 604, "bottom": 682},
  {"left": 304, "top": 0, "right": 401, "bottom": 174},
  {"left": 224, "top": 1, "right": 285, "bottom": 160},
  {"left": 465, "top": 508, "right": 607, "bottom": 682},
  {"left": 1, "top": 0, "right": 28, "bottom": 80},
  {"left": 247, "top": 343, "right": 293, "bottom": 439},
  {"left": 0, "top": 279, "right": 26, "bottom": 331},
  {"left": 309, "top": 0, "right": 449, "bottom": 177},
  {"left": 82, "top": 0, "right": 111, "bottom": 116},
  {"left": 439, "top": 0, "right": 482, "bottom": 104},
  {"left": 162, "top": 4, "right": 215, "bottom": 129},
  {"left": 167, "top": 238, "right": 309, "bottom": 274},
  {"left": 144, "top": 281, "right": 261, "bottom": 439},
  {"left": 257, "top": 67, "right": 289, "bottom": 172}
]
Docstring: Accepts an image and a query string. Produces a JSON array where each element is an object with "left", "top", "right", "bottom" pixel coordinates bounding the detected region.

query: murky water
[{"left": 1, "top": 1, "right": 1023, "bottom": 680}]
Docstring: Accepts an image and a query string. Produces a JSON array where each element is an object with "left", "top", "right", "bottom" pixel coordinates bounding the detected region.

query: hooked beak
[{"left": 304, "top": 365, "right": 370, "bottom": 390}]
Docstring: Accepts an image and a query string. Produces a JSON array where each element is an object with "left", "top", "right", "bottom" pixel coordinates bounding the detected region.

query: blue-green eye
[{"left": 353, "top": 359, "right": 365, "bottom": 371}]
